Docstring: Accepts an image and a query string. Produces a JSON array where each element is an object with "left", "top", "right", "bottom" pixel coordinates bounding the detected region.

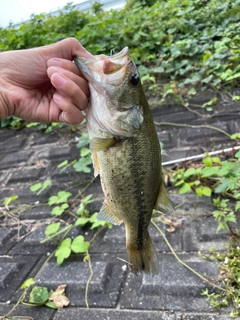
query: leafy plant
[
  {"left": 3, "top": 195, "right": 18, "bottom": 209},
  {"left": 173, "top": 151, "right": 240, "bottom": 232},
  {"left": 37, "top": 192, "right": 112, "bottom": 265},
  {"left": 48, "top": 191, "right": 72, "bottom": 216},
  {"left": 1, "top": 0, "right": 240, "bottom": 118},
  {"left": 201, "top": 236, "right": 240, "bottom": 318},
  {"left": 30, "top": 179, "right": 51, "bottom": 195},
  {"left": 21, "top": 278, "right": 70, "bottom": 309}
]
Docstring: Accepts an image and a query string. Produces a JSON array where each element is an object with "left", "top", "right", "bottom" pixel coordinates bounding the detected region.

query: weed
[{"left": 173, "top": 150, "right": 240, "bottom": 232}]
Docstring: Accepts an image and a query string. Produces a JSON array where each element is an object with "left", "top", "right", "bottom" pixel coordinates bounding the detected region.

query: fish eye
[{"left": 129, "top": 73, "right": 139, "bottom": 86}]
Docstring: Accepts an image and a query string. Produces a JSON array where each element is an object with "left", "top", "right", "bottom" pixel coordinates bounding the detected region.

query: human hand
[{"left": 0, "top": 38, "right": 91, "bottom": 124}]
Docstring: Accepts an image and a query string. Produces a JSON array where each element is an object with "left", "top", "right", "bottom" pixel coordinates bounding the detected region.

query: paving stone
[
  {"left": 1, "top": 89, "right": 240, "bottom": 318},
  {"left": 8, "top": 167, "right": 45, "bottom": 184},
  {"left": 36, "top": 260, "right": 126, "bottom": 307},
  {"left": 178, "top": 122, "right": 229, "bottom": 143},
  {"left": 153, "top": 107, "right": 198, "bottom": 124},
  {"left": 182, "top": 217, "right": 229, "bottom": 252},
  {"left": 162, "top": 147, "right": 202, "bottom": 163},
  {"left": 54, "top": 308, "right": 176, "bottom": 320},
  {"left": 0, "top": 303, "right": 55, "bottom": 319},
  {"left": 0, "top": 137, "right": 27, "bottom": 153},
  {"left": 0, "top": 128, "right": 18, "bottom": 141},
  {"left": 14, "top": 185, "right": 53, "bottom": 204},
  {"left": 120, "top": 253, "right": 219, "bottom": 312},
  {"left": 0, "top": 228, "right": 16, "bottom": 254},
  {"left": 19, "top": 205, "right": 51, "bottom": 220},
  {"left": 8, "top": 226, "right": 84, "bottom": 255},
  {"left": 38, "top": 146, "right": 78, "bottom": 162},
  {"left": 51, "top": 165, "right": 91, "bottom": 183},
  {"left": 157, "top": 130, "right": 175, "bottom": 149},
  {"left": 30, "top": 132, "right": 60, "bottom": 146},
  {"left": 227, "top": 119, "right": 240, "bottom": 134},
  {"left": 0, "top": 256, "right": 40, "bottom": 302},
  {"left": 0, "top": 151, "right": 33, "bottom": 169},
  {"left": 182, "top": 315, "right": 229, "bottom": 320}
]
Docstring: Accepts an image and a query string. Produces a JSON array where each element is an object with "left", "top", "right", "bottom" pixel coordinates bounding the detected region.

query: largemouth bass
[{"left": 74, "top": 47, "right": 174, "bottom": 275}]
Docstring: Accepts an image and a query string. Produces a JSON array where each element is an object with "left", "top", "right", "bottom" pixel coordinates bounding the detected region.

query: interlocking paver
[
  {"left": 0, "top": 92, "right": 239, "bottom": 319},
  {"left": 53, "top": 309, "right": 176, "bottom": 320},
  {"left": 36, "top": 260, "right": 126, "bottom": 307},
  {"left": 0, "top": 228, "right": 16, "bottom": 254},
  {"left": 0, "top": 256, "right": 39, "bottom": 302},
  {"left": 8, "top": 167, "right": 46, "bottom": 184},
  {"left": 0, "top": 303, "right": 55, "bottom": 319}
]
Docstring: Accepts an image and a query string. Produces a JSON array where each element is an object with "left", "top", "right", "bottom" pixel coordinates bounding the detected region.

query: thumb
[{"left": 40, "top": 37, "right": 94, "bottom": 61}]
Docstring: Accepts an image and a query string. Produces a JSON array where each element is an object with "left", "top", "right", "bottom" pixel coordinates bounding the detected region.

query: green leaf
[
  {"left": 3, "top": 195, "right": 18, "bottom": 208},
  {"left": 57, "top": 160, "right": 68, "bottom": 168},
  {"left": 80, "top": 147, "right": 91, "bottom": 157},
  {"left": 45, "top": 301, "right": 58, "bottom": 309},
  {"left": 45, "top": 222, "right": 61, "bottom": 235},
  {"left": 71, "top": 235, "right": 90, "bottom": 253},
  {"left": 30, "top": 183, "right": 42, "bottom": 192},
  {"left": 57, "top": 191, "right": 72, "bottom": 203},
  {"left": 183, "top": 168, "right": 196, "bottom": 179},
  {"left": 201, "top": 167, "right": 219, "bottom": 178},
  {"left": 235, "top": 201, "right": 240, "bottom": 212},
  {"left": 202, "top": 75, "right": 213, "bottom": 83},
  {"left": 30, "top": 180, "right": 51, "bottom": 195},
  {"left": 217, "top": 167, "right": 230, "bottom": 177},
  {"left": 48, "top": 191, "right": 72, "bottom": 206},
  {"left": 48, "top": 196, "right": 59, "bottom": 206},
  {"left": 179, "top": 183, "right": 191, "bottom": 194},
  {"left": 215, "top": 178, "right": 232, "bottom": 193},
  {"left": 225, "top": 72, "right": 240, "bottom": 81},
  {"left": 41, "top": 179, "right": 51, "bottom": 191},
  {"left": 202, "top": 186, "right": 212, "bottom": 197},
  {"left": 202, "top": 157, "right": 212, "bottom": 167},
  {"left": 29, "top": 286, "right": 50, "bottom": 304},
  {"left": 21, "top": 278, "right": 35, "bottom": 289},
  {"left": 61, "top": 203, "right": 69, "bottom": 210},
  {"left": 77, "top": 132, "right": 89, "bottom": 148},
  {"left": 232, "top": 96, "right": 240, "bottom": 102},
  {"left": 195, "top": 187, "right": 203, "bottom": 197},
  {"left": 51, "top": 206, "right": 65, "bottom": 216},
  {"left": 73, "top": 156, "right": 92, "bottom": 173},
  {"left": 55, "top": 238, "right": 72, "bottom": 265},
  {"left": 75, "top": 217, "right": 90, "bottom": 227},
  {"left": 235, "top": 150, "right": 240, "bottom": 159}
]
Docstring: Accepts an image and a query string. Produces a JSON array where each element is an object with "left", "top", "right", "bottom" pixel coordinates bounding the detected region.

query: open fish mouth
[{"left": 74, "top": 47, "right": 130, "bottom": 85}]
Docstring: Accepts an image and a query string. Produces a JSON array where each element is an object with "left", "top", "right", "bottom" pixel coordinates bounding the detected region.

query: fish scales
[
  {"left": 98, "top": 98, "right": 160, "bottom": 246},
  {"left": 74, "top": 47, "right": 174, "bottom": 275}
]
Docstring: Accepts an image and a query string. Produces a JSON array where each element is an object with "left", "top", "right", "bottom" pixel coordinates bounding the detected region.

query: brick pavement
[{"left": 0, "top": 92, "right": 239, "bottom": 319}]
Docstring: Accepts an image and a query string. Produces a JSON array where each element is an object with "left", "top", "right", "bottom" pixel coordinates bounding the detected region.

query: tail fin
[{"left": 126, "top": 232, "right": 158, "bottom": 276}]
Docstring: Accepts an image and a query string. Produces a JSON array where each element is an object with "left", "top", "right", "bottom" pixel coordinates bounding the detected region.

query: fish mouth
[{"left": 74, "top": 47, "right": 130, "bottom": 85}]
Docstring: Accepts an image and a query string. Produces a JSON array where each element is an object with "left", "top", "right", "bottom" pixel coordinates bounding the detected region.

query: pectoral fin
[
  {"left": 97, "top": 202, "right": 122, "bottom": 225},
  {"left": 154, "top": 180, "right": 175, "bottom": 214},
  {"left": 90, "top": 137, "right": 115, "bottom": 152}
]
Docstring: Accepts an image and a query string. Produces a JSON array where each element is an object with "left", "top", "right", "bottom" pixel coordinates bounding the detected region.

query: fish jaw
[
  {"left": 74, "top": 47, "right": 145, "bottom": 139},
  {"left": 74, "top": 47, "right": 130, "bottom": 90}
]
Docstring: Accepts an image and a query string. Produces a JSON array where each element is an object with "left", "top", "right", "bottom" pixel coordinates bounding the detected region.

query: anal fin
[
  {"left": 154, "top": 180, "right": 174, "bottom": 214},
  {"left": 97, "top": 202, "right": 122, "bottom": 225}
]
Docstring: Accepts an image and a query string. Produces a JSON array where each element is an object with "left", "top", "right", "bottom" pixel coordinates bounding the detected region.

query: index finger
[{"left": 41, "top": 38, "right": 94, "bottom": 62}]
